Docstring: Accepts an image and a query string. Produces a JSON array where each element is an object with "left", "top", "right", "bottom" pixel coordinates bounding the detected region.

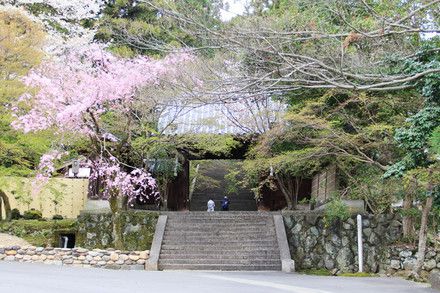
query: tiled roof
[{"left": 158, "top": 98, "right": 286, "bottom": 135}]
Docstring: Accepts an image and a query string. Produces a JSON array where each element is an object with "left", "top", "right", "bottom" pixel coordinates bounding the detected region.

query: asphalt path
[{"left": 0, "top": 262, "right": 436, "bottom": 293}]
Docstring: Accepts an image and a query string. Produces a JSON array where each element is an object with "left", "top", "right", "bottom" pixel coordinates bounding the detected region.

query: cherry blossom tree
[{"left": 12, "top": 44, "right": 192, "bottom": 247}]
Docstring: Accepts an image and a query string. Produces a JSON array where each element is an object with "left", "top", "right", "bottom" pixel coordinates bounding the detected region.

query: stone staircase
[
  {"left": 190, "top": 160, "right": 257, "bottom": 211},
  {"left": 158, "top": 212, "right": 282, "bottom": 270}
]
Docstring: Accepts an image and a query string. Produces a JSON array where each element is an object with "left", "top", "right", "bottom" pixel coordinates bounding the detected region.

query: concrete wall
[
  {"left": 0, "top": 177, "right": 88, "bottom": 219},
  {"left": 283, "top": 212, "right": 402, "bottom": 273}
]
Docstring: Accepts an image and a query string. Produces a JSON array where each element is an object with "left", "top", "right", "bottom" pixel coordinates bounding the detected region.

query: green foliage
[
  {"left": 22, "top": 209, "right": 42, "bottom": 220},
  {"left": 430, "top": 126, "right": 440, "bottom": 155},
  {"left": 224, "top": 167, "right": 241, "bottom": 195},
  {"left": 96, "top": 0, "right": 222, "bottom": 56},
  {"left": 0, "top": 11, "right": 53, "bottom": 177},
  {"left": 177, "top": 134, "right": 243, "bottom": 158},
  {"left": 11, "top": 208, "right": 21, "bottom": 220},
  {"left": 385, "top": 39, "right": 440, "bottom": 177},
  {"left": 345, "top": 165, "right": 403, "bottom": 214},
  {"left": 299, "top": 268, "right": 332, "bottom": 276},
  {"left": 23, "top": 3, "right": 58, "bottom": 16},
  {"left": 0, "top": 219, "right": 77, "bottom": 247},
  {"left": 52, "top": 215, "right": 64, "bottom": 220},
  {"left": 323, "top": 198, "right": 350, "bottom": 226},
  {"left": 45, "top": 20, "right": 69, "bottom": 35}
]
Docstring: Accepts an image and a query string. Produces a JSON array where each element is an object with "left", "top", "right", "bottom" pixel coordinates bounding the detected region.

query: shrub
[
  {"left": 11, "top": 208, "right": 22, "bottom": 220},
  {"left": 23, "top": 209, "right": 43, "bottom": 220},
  {"left": 324, "top": 198, "right": 350, "bottom": 226},
  {"left": 0, "top": 219, "right": 77, "bottom": 247},
  {"left": 52, "top": 214, "right": 64, "bottom": 220}
]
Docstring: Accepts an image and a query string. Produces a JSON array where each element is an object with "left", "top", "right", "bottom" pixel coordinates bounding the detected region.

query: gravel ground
[{"left": 0, "top": 233, "right": 30, "bottom": 247}]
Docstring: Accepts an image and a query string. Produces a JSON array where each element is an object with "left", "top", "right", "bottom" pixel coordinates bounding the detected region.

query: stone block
[
  {"left": 400, "top": 250, "right": 413, "bottom": 258},
  {"left": 129, "top": 255, "right": 140, "bottom": 261},
  {"left": 424, "top": 259, "right": 437, "bottom": 271},
  {"left": 139, "top": 251, "right": 149, "bottom": 260},
  {"left": 430, "top": 271, "right": 440, "bottom": 291},
  {"left": 390, "top": 260, "right": 401, "bottom": 270},
  {"left": 403, "top": 258, "right": 417, "bottom": 270},
  {"left": 110, "top": 253, "right": 119, "bottom": 262}
]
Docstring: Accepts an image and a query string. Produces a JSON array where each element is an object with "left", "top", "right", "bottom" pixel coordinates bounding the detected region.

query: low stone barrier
[
  {"left": 0, "top": 246, "right": 149, "bottom": 270},
  {"left": 384, "top": 246, "right": 440, "bottom": 279}
]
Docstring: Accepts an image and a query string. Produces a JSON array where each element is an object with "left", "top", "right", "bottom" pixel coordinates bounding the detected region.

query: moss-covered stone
[
  {"left": 23, "top": 3, "right": 58, "bottom": 16},
  {"left": 77, "top": 210, "right": 159, "bottom": 251}
]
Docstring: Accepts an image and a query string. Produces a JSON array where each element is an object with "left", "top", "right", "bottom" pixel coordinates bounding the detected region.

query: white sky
[{"left": 221, "top": 0, "right": 248, "bottom": 21}]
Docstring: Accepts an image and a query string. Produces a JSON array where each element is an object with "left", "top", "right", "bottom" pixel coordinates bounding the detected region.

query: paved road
[{"left": 0, "top": 262, "right": 436, "bottom": 293}]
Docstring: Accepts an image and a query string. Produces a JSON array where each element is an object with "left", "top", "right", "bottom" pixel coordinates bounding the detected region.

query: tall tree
[
  {"left": 0, "top": 10, "right": 51, "bottom": 220},
  {"left": 13, "top": 45, "right": 192, "bottom": 245},
  {"left": 95, "top": 0, "right": 222, "bottom": 56}
]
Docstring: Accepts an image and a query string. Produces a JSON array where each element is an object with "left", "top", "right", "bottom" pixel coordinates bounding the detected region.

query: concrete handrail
[
  {"left": 145, "top": 215, "right": 167, "bottom": 271},
  {"left": 273, "top": 214, "right": 295, "bottom": 272}
]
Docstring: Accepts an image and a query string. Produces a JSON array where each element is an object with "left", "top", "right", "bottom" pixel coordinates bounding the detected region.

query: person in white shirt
[{"left": 207, "top": 199, "right": 215, "bottom": 212}]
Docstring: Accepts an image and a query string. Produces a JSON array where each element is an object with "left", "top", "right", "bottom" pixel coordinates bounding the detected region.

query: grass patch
[
  {"left": 299, "top": 269, "right": 333, "bottom": 276},
  {"left": 0, "top": 219, "right": 77, "bottom": 247}
]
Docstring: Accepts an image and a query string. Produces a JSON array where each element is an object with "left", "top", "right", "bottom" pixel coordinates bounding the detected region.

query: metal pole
[{"left": 357, "top": 214, "right": 363, "bottom": 273}]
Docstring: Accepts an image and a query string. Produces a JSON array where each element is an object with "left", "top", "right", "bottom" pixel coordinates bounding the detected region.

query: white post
[{"left": 357, "top": 214, "right": 363, "bottom": 273}]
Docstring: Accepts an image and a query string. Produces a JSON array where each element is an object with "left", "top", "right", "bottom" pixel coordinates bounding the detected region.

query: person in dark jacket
[{"left": 221, "top": 196, "right": 230, "bottom": 211}]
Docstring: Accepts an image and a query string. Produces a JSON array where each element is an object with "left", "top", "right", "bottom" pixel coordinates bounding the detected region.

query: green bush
[
  {"left": 0, "top": 219, "right": 77, "bottom": 247},
  {"left": 11, "top": 208, "right": 21, "bottom": 220},
  {"left": 52, "top": 214, "right": 64, "bottom": 220},
  {"left": 23, "top": 209, "right": 43, "bottom": 220},
  {"left": 324, "top": 198, "right": 350, "bottom": 226}
]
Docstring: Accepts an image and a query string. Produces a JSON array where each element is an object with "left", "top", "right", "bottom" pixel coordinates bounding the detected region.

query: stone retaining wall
[
  {"left": 0, "top": 246, "right": 149, "bottom": 270},
  {"left": 383, "top": 246, "right": 440, "bottom": 279},
  {"left": 283, "top": 212, "right": 402, "bottom": 273},
  {"left": 76, "top": 210, "right": 159, "bottom": 250}
]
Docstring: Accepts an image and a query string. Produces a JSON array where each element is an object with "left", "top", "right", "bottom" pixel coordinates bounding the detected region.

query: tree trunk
[
  {"left": 275, "top": 174, "right": 294, "bottom": 210},
  {"left": 0, "top": 189, "right": 11, "bottom": 221},
  {"left": 402, "top": 191, "right": 415, "bottom": 240},
  {"left": 412, "top": 169, "right": 434, "bottom": 278},
  {"left": 412, "top": 196, "right": 433, "bottom": 277},
  {"left": 109, "top": 196, "right": 124, "bottom": 250}
]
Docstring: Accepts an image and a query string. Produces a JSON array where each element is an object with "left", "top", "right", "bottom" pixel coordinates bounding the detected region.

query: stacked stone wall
[
  {"left": 76, "top": 210, "right": 159, "bottom": 250},
  {"left": 283, "top": 212, "right": 402, "bottom": 273},
  {"left": 0, "top": 246, "right": 149, "bottom": 270},
  {"left": 384, "top": 246, "right": 440, "bottom": 279}
]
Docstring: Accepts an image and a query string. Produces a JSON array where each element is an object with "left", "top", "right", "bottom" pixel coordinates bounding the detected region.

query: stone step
[
  {"left": 163, "top": 231, "right": 276, "bottom": 236},
  {"left": 159, "top": 252, "right": 280, "bottom": 259},
  {"left": 164, "top": 223, "right": 272, "bottom": 229},
  {"left": 165, "top": 226, "right": 270, "bottom": 235},
  {"left": 190, "top": 205, "right": 257, "bottom": 209},
  {"left": 162, "top": 235, "right": 277, "bottom": 242},
  {"left": 159, "top": 259, "right": 281, "bottom": 265},
  {"left": 166, "top": 215, "right": 270, "bottom": 219},
  {"left": 159, "top": 263, "right": 281, "bottom": 271},
  {"left": 161, "top": 242, "right": 278, "bottom": 250},
  {"left": 161, "top": 240, "right": 278, "bottom": 246},
  {"left": 166, "top": 220, "right": 270, "bottom": 225}
]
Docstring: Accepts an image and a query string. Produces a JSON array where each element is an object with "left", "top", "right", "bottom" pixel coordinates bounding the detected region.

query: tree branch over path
[{"left": 126, "top": 0, "right": 440, "bottom": 96}]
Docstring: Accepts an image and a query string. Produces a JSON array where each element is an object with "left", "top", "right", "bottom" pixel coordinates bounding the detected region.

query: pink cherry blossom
[{"left": 13, "top": 44, "right": 192, "bottom": 204}]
